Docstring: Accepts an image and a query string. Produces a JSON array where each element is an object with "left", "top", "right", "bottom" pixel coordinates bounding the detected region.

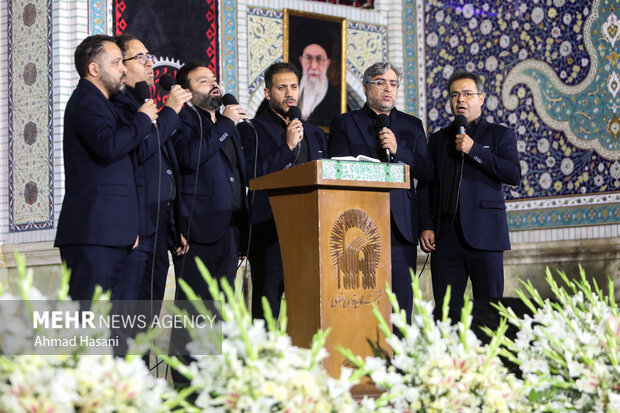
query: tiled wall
[{"left": 0, "top": 0, "right": 617, "bottom": 272}]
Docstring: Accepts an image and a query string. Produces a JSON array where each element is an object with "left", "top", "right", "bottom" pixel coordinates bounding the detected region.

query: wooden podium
[{"left": 250, "top": 159, "right": 409, "bottom": 380}]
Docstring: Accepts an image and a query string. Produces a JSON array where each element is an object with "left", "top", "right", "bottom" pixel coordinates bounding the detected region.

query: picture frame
[{"left": 283, "top": 9, "right": 347, "bottom": 129}]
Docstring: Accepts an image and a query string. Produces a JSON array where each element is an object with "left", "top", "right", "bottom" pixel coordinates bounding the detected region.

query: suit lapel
[
  {"left": 350, "top": 109, "right": 377, "bottom": 157},
  {"left": 472, "top": 118, "right": 491, "bottom": 146},
  {"left": 256, "top": 111, "right": 285, "bottom": 150}
]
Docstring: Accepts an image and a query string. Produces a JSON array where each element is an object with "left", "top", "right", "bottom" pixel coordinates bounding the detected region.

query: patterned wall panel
[
  {"left": 236, "top": 5, "right": 386, "bottom": 110},
  {"left": 8, "top": 0, "right": 53, "bottom": 232},
  {"left": 89, "top": 0, "right": 107, "bottom": 34},
  {"left": 246, "top": 8, "right": 283, "bottom": 97},
  {"left": 346, "top": 22, "right": 386, "bottom": 79},
  {"left": 422, "top": 0, "right": 620, "bottom": 229}
]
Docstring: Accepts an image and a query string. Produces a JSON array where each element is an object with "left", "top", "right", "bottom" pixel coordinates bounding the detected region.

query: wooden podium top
[{"left": 249, "top": 159, "right": 410, "bottom": 191}]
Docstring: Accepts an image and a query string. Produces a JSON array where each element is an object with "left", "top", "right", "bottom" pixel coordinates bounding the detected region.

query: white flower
[
  {"left": 442, "top": 65, "right": 454, "bottom": 80},
  {"left": 480, "top": 19, "right": 493, "bottom": 35},
  {"left": 539, "top": 172, "right": 552, "bottom": 188},
  {"left": 435, "top": 10, "right": 444, "bottom": 22},
  {"left": 560, "top": 41, "right": 572, "bottom": 57},
  {"left": 428, "top": 108, "right": 439, "bottom": 121},
  {"left": 532, "top": 7, "right": 544, "bottom": 24},
  {"left": 552, "top": 26, "right": 561, "bottom": 38},
  {"left": 561, "top": 158, "right": 574, "bottom": 175},
  {"left": 594, "top": 175, "right": 604, "bottom": 186},
  {"left": 563, "top": 13, "right": 572, "bottom": 25},
  {"left": 517, "top": 140, "right": 527, "bottom": 152},
  {"left": 462, "top": 4, "right": 474, "bottom": 19},
  {"left": 485, "top": 56, "right": 498, "bottom": 71},
  {"left": 466, "top": 61, "right": 476, "bottom": 72},
  {"left": 449, "top": 35, "right": 459, "bottom": 48},
  {"left": 537, "top": 138, "right": 550, "bottom": 153},
  {"left": 500, "top": 34, "right": 510, "bottom": 48},
  {"left": 470, "top": 42, "right": 480, "bottom": 54},
  {"left": 610, "top": 161, "right": 620, "bottom": 179},
  {"left": 426, "top": 32, "right": 439, "bottom": 47},
  {"left": 554, "top": 0, "right": 565, "bottom": 6},
  {"left": 469, "top": 17, "right": 478, "bottom": 29},
  {"left": 486, "top": 95, "right": 499, "bottom": 111},
  {"left": 508, "top": 113, "right": 518, "bottom": 124}
]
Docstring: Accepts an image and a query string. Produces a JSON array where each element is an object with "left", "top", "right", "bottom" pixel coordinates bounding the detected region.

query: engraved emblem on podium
[{"left": 329, "top": 209, "right": 381, "bottom": 290}]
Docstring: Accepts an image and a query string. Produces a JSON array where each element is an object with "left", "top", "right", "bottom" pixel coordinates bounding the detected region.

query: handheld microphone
[
  {"left": 454, "top": 114, "right": 467, "bottom": 135},
  {"left": 377, "top": 113, "right": 390, "bottom": 163},
  {"left": 135, "top": 81, "right": 156, "bottom": 125},
  {"left": 135, "top": 81, "right": 151, "bottom": 102},
  {"left": 287, "top": 106, "right": 303, "bottom": 137},
  {"left": 158, "top": 74, "right": 193, "bottom": 107},
  {"left": 454, "top": 114, "right": 468, "bottom": 158},
  {"left": 222, "top": 93, "right": 238, "bottom": 106}
]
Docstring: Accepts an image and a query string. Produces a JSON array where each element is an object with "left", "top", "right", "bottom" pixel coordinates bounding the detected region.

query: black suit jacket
[
  {"left": 172, "top": 106, "right": 248, "bottom": 245},
  {"left": 112, "top": 89, "right": 182, "bottom": 241},
  {"left": 238, "top": 108, "right": 327, "bottom": 224},
  {"left": 419, "top": 118, "right": 520, "bottom": 251},
  {"left": 328, "top": 105, "right": 433, "bottom": 244},
  {"left": 55, "top": 79, "right": 151, "bottom": 247}
]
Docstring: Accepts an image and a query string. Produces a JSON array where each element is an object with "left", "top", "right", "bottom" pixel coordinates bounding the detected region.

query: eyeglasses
[
  {"left": 123, "top": 53, "right": 156, "bottom": 65},
  {"left": 450, "top": 90, "right": 482, "bottom": 100},
  {"left": 301, "top": 55, "right": 327, "bottom": 64},
  {"left": 367, "top": 79, "right": 399, "bottom": 89}
]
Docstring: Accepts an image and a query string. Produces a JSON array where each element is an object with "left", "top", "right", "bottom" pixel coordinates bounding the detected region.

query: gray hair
[
  {"left": 448, "top": 70, "right": 485, "bottom": 95},
  {"left": 362, "top": 61, "right": 403, "bottom": 85}
]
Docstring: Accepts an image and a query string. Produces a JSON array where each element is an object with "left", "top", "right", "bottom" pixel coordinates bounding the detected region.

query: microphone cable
[
  {"left": 176, "top": 104, "right": 204, "bottom": 294},
  {"left": 240, "top": 120, "right": 259, "bottom": 282}
]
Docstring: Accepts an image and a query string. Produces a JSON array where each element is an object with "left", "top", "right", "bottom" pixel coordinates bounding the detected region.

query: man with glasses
[
  {"left": 297, "top": 43, "right": 339, "bottom": 128},
  {"left": 55, "top": 35, "right": 158, "bottom": 300},
  {"left": 112, "top": 33, "right": 192, "bottom": 301},
  {"left": 418, "top": 70, "right": 520, "bottom": 309},
  {"left": 328, "top": 61, "right": 433, "bottom": 323}
]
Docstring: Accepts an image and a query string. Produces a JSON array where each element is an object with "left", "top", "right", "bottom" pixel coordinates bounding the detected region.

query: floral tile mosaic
[{"left": 423, "top": 0, "right": 619, "bottom": 201}]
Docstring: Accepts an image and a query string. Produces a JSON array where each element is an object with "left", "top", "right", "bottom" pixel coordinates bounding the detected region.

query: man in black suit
[
  {"left": 328, "top": 61, "right": 433, "bottom": 323},
  {"left": 172, "top": 61, "right": 249, "bottom": 300},
  {"left": 238, "top": 62, "right": 327, "bottom": 319},
  {"left": 112, "top": 34, "right": 192, "bottom": 302},
  {"left": 55, "top": 35, "right": 157, "bottom": 300},
  {"left": 419, "top": 70, "right": 520, "bottom": 306}
]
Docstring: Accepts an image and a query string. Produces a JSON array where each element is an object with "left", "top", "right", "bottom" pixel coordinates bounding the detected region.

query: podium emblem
[{"left": 329, "top": 209, "right": 381, "bottom": 290}]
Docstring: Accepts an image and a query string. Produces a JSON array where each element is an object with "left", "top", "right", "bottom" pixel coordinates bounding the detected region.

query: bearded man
[
  {"left": 171, "top": 61, "right": 249, "bottom": 301},
  {"left": 55, "top": 35, "right": 158, "bottom": 300},
  {"left": 297, "top": 43, "right": 340, "bottom": 128}
]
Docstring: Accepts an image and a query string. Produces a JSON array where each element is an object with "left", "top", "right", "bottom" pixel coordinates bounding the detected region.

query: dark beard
[
  {"left": 194, "top": 90, "right": 222, "bottom": 111},
  {"left": 269, "top": 101, "right": 289, "bottom": 119},
  {"left": 101, "top": 73, "right": 125, "bottom": 97}
]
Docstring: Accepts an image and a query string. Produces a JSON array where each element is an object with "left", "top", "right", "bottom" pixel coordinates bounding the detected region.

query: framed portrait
[{"left": 284, "top": 10, "right": 347, "bottom": 130}]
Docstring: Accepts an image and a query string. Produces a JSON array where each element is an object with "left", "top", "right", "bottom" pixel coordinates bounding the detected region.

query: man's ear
[
  {"left": 87, "top": 61, "right": 99, "bottom": 78},
  {"left": 264, "top": 87, "right": 271, "bottom": 101},
  {"left": 325, "top": 58, "right": 331, "bottom": 71}
]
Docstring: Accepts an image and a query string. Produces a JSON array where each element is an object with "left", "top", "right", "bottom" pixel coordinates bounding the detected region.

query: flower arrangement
[
  {"left": 496, "top": 267, "right": 620, "bottom": 412},
  {"left": 168, "top": 258, "right": 361, "bottom": 413},
  {"left": 0, "top": 253, "right": 179, "bottom": 412},
  {"left": 342, "top": 275, "right": 529, "bottom": 413}
]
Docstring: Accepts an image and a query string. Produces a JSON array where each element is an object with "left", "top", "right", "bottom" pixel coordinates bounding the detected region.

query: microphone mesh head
[
  {"left": 222, "top": 93, "right": 239, "bottom": 106},
  {"left": 134, "top": 81, "right": 151, "bottom": 101},
  {"left": 454, "top": 114, "right": 468, "bottom": 129},
  {"left": 287, "top": 106, "right": 301, "bottom": 120},
  {"left": 158, "top": 74, "right": 176, "bottom": 91},
  {"left": 377, "top": 113, "right": 390, "bottom": 129}
]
